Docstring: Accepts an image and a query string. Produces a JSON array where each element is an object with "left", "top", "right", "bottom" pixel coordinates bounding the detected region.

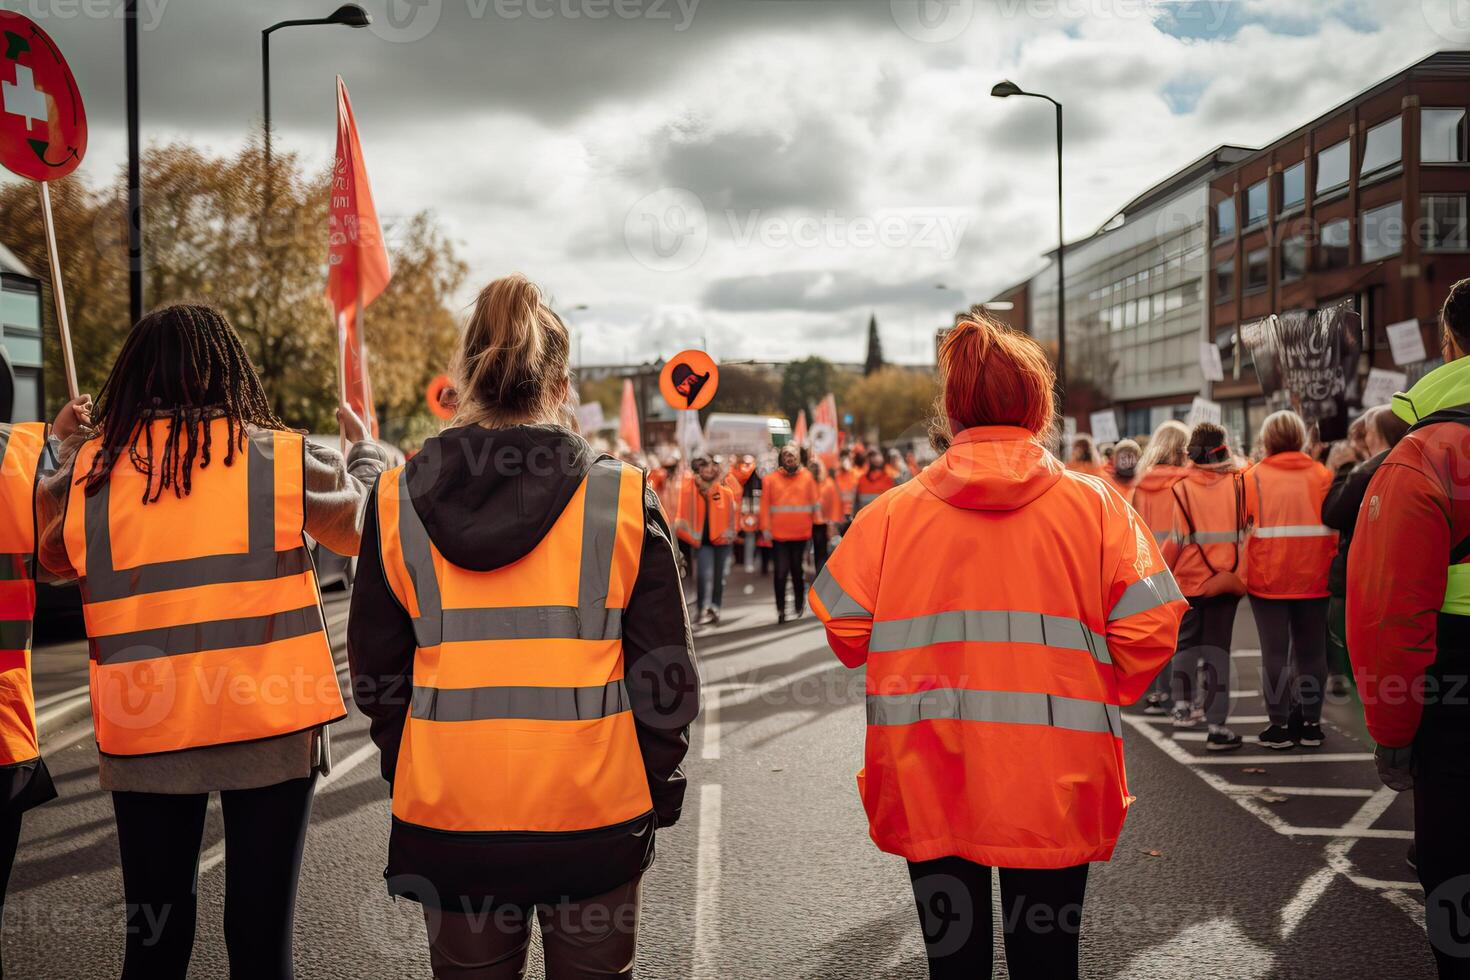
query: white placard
[
  {"left": 1199, "top": 341, "right": 1225, "bottom": 382},
  {"left": 1361, "top": 367, "right": 1408, "bottom": 407},
  {"left": 576, "top": 401, "right": 606, "bottom": 432},
  {"left": 1386, "top": 318, "right": 1428, "bottom": 366},
  {"left": 1089, "top": 410, "right": 1120, "bottom": 443},
  {"left": 1062, "top": 416, "right": 1078, "bottom": 446},
  {"left": 1186, "top": 396, "right": 1222, "bottom": 428}
]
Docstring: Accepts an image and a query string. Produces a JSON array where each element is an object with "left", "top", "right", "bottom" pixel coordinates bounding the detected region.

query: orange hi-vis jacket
[
  {"left": 1104, "top": 470, "right": 1137, "bottom": 506},
  {"left": 0, "top": 423, "right": 48, "bottom": 771},
  {"left": 809, "top": 427, "right": 1185, "bottom": 869},
  {"left": 816, "top": 476, "right": 843, "bottom": 526},
  {"left": 760, "top": 467, "right": 820, "bottom": 541},
  {"left": 834, "top": 468, "right": 860, "bottom": 518},
  {"left": 1244, "top": 452, "right": 1336, "bottom": 599},
  {"left": 854, "top": 467, "right": 896, "bottom": 512},
  {"left": 1170, "top": 465, "right": 1247, "bottom": 598},
  {"left": 1131, "top": 465, "right": 1187, "bottom": 569},
  {"left": 62, "top": 420, "right": 345, "bottom": 756},
  {"left": 375, "top": 457, "right": 653, "bottom": 836},
  {"left": 673, "top": 473, "right": 742, "bottom": 547}
]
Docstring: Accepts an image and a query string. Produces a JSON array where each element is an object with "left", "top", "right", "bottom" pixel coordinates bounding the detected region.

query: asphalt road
[{"left": 8, "top": 568, "right": 1437, "bottom": 978}]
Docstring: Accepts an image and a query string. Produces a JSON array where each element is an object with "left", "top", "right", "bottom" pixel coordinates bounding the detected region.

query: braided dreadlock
[{"left": 81, "top": 304, "right": 287, "bottom": 503}]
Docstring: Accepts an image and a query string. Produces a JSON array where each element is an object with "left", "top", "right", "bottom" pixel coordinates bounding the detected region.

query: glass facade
[
  {"left": 1280, "top": 161, "right": 1306, "bottom": 211},
  {"left": 1245, "top": 180, "right": 1269, "bottom": 226},
  {"left": 1361, "top": 201, "right": 1404, "bottom": 261},
  {"left": 1360, "top": 116, "right": 1402, "bottom": 177},
  {"left": 1317, "top": 140, "right": 1350, "bottom": 195},
  {"left": 1423, "top": 108, "right": 1468, "bottom": 163},
  {"left": 1424, "top": 194, "right": 1468, "bottom": 251},
  {"left": 1318, "top": 218, "right": 1351, "bottom": 269}
]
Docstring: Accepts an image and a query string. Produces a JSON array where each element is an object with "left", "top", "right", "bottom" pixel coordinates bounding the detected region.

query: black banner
[{"left": 1242, "top": 303, "right": 1362, "bottom": 442}]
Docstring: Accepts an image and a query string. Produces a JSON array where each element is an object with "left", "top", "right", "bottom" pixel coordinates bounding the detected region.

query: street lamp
[
  {"left": 992, "top": 80, "right": 1066, "bottom": 407},
  {"left": 262, "top": 5, "right": 372, "bottom": 170}
]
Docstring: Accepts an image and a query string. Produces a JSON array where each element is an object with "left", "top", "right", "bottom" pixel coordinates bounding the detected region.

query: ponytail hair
[
  {"left": 452, "top": 274, "right": 570, "bottom": 429},
  {"left": 937, "top": 309, "right": 1056, "bottom": 437}
]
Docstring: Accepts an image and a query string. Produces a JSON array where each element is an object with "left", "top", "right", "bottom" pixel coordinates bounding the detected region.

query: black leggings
[
  {"left": 908, "top": 856, "right": 1089, "bottom": 980},
  {"left": 812, "top": 524, "right": 830, "bottom": 573},
  {"left": 0, "top": 808, "right": 22, "bottom": 980},
  {"left": 772, "top": 539, "right": 808, "bottom": 615},
  {"left": 113, "top": 775, "right": 317, "bottom": 980}
]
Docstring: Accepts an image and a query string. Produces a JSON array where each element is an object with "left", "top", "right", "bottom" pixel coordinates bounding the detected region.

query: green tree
[
  {"left": 705, "top": 363, "right": 781, "bottom": 418},
  {"left": 848, "top": 367, "right": 938, "bottom": 443},
  {"left": 863, "top": 312, "right": 885, "bottom": 376},
  {"left": 780, "top": 355, "right": 835, "bottom": 423}
]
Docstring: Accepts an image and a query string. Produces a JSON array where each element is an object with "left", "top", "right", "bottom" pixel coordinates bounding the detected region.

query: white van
[{"left": 703, "top": 413, "right": 792, "bottom": 459}]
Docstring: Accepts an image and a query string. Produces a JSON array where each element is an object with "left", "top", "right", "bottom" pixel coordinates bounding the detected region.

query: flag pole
[{"left": 36, "top": 181, "right": 80, "bottom": 401}]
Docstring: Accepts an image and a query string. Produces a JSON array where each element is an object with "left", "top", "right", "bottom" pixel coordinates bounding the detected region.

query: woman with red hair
[{"left": 810, "top": 311, "right": 1185, "bottom": 980}]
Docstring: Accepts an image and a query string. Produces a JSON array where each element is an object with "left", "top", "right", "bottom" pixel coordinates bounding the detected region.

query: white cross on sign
[{"left": 2, "top": 64, "right": 48, "bottom": 128}]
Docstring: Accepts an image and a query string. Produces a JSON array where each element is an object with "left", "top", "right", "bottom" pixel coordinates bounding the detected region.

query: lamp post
[
  {"left": 262, "top": 5, "right": 371, "bottom": 171},
  {"left": 991, "top": 80, "right": 1066, "bottom": 408}
]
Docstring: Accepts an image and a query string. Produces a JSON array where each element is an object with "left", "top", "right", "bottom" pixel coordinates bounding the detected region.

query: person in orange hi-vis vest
[
  {"left": 675, "top": 454, "right": 743, "bottom": 625},
  {"left": 853, "top": 448, "right": 896, "bottom": 513},
  {"left": 37, "top": 305, "right": 390, "bottom": 979},
  {"left": 808, "top": 457, "right": 843, "bottom": 574},
  {"left": 1104, "top": 438, "right": 1141, "bottom": 504},
  {"left": 1166, "top": 423, "right": 1248, "bottom": 752},
  {"left": 0, "top": 396, "right": 86, "bottom": 973},
  {"left": 348, "top": 275, "right": 698, "bottom": 979},
  {"left": 1243, "top": 409, "right": 1336, "bottom": 751},
  {"left": 810, "top": 313, "right": 1184, "bottom": 980},
  {"left": 761, "top": 444, "right": 820, "bottom": 623},
  {"left": 1066, "top": 433, "right": 1104, "bottom": 477},
  {"left": 1131, "top": 419, "right": 1191, "bottom": 715},
  {"left": 833, "top": 448, "right": 860, "bottom": 528}
]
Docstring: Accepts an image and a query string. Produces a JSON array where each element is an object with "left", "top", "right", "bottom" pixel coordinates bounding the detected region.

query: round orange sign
[
  {"left": 659, "top": 350, "right": 719, "bottom": 411},
  {"left": 426, "top": 374, "right": 456, "bottom": 420}
]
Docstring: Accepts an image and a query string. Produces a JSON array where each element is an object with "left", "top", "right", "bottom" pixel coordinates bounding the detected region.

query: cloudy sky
[{"left": 9, "top": 0, "right": 1467, "bottom": 365}]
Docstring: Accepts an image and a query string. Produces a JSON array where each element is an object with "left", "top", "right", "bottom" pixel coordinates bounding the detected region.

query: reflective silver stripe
[
  {"left": 0, "top": 620, "right": 30, "bottom": 651},
  {"left": 768, "top": 504, "right": 818, "bottom": 514},
  {"left": 812, "top": 566, "right": 871, "bottom": 619},
  {"left": 92, "top": 603, "right": 325, "bottom": 665},
  {"left": 1251, "top": 524, "right": 1335, "bottom": 539},
  {"left": 442, "top": 606, "right": 623, "bottom": 642},
  {"left": 868, "top": 609, "right": 1111, "bottom": 665},
  {"left": 856, "top": 493, "right": 882, "bottom": 506},
  {"left": 866, "top": 688, "right": 1120, "bottom": 736},
  {"left": 411, "top": 679, "right": 631, "bottom": 722},
  {"left": 1108, "top": 570, "right": 1185, "bottom": 621},
  {"left": 1151, "top": 530, "right": 1174, "bottom": 545},
  {"left": 1182, "top": 530, "right": 1240, "bottom": 545},
  {"left": 82, "top": 431, "right": 308, "bottom": 602},
  {"left": 577, "top": 460, "right": 624, "bottom": 640},
  {"left": 396, "top": 467, "right": 443, "bottom": 648}
]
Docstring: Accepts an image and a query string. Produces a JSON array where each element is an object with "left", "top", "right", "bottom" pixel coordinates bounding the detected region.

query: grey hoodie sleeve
[{"left": 303, "top": 439, "right": 391, "bottom": 556}]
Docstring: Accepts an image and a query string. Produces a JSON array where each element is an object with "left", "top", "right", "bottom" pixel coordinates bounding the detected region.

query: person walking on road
[
  {"left": 810, "top": 312, "right": 1185, "bottom": 980},
  {"left": 1167, "top": 423, "right": 1248, "bottom": 751},
  {"left": 834, "top": 448, "right": 860, "bottom": 530},
  {"left": 347, "top": 274, "right": 698, "bottom": 980},
  {"left": 761, "top": 444, "right": 820, "bottom": 623},
  {"left": 1244, "top": 410, "right": 1336, "bottom": 751},
  {"left": 1349, "top": 278, "right": 1470, "bottom": 978},
  {"left": 809, "top": 457, "right": 842, "bottom": 574},
  {"left": 36, "top": 304, "right": 387, "bottom": 980},
  {"left": 854, "top": 448, "right": 895, "bottom": 514},
  {"left": 1104, "top": 438, "right": 1142, "bottom": 504},
  {"left": 1067, "top": 434, "right": 1103, "bottom": 477},
  {"left": 1133, "top": 420, "right": 1191, "bottom": 715},
  {"left": 675, "top": 454, "right": 742, "bottom": 625}
]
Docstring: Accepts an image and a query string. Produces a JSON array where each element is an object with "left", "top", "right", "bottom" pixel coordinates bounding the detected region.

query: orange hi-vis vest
[
  {"left": 854, "top": 468, "right": 896, "bottom": 512},
  {"left": 817, "top": 477, "right": 843, "bottom": 526},
  {"left": 1131, "top": 465, "right": 1187, "bottom": 570},
  {"left": 1170, "top": 466, "right": 1246, "bottom": 598},
  {"left": 63, "top": 420, "right": 344, "bottom": 756},
  {"left": 834, "top": 469, "right": 859, "bottom": 518},
  {"left": 760, "top": 468, "right": 820, "bottom": 541},
  {"left": 673, "top": 473, "right": 741, "bottom": 547},
  {"left": 808, "top": 427, "right": 1185, "bottom": 869},
  {"left": 1244, "top": 452, "right": 1336, "bottom": 599},
  {"left": 0, "top": 423, "right": 48, "bottom": 768},
  {"left": 375, "top": 457, "right": 654, "bottom": 835}
]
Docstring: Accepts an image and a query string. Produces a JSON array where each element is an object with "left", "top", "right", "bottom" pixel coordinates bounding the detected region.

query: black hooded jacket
[{"left": 347, "top": 424, "right": 697, "bottom": 906}]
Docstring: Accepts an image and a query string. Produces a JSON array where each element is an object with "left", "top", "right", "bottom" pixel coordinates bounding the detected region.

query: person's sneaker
[
  {"left": 697, "top": 609, "right": 716, "bottom": 625},
  {"left": 1171, "top": 706, "right": 1204, "bottom": 729},
  {"left": 1297, "top": 723, "right": 1325, "bottom": 748},
  {"left": 1259, "top": 725, "right": 1295, "bottom": 750},
  {"left": 707, "top": 609, "right": 721, "bottom": 625},
  {"left": 1142, "top": 693, "right": 1170, "bottom": 716},
  {"left": 1206, "top": 728, "right": 1244, "bottom": 752},
  {"left": 1288, "top": 702, "right": 1305, "bottom": 741},
  {"left": 778, "top": 609, "right": 788, "bottom": 625}
]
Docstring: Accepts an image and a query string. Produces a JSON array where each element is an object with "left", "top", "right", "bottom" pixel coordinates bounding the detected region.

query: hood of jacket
[
  {"left": 400, "top": 424, "right": 598, "bottom": 572},
  {"left": 918, "top": 426, "right": 1063, "bottom": 511},
  {"left": 1135, "top": 464, "right": 1187, "bottom": 492},
  {"left": 1394, "top": 354, "right": 1470, "bottom": 424},
  {"left": 1257, "top": 450, "right": 1318, "bottom": 473}
]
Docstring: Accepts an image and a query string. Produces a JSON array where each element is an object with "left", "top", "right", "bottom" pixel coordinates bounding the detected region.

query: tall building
[{"left": 0, "top": 242, "right": 44, "bottom": 423}]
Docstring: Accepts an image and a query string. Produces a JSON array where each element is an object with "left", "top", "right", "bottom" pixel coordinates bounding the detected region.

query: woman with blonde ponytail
[{"left": 348, "top": 274, "right": 698, "bottom": 979}]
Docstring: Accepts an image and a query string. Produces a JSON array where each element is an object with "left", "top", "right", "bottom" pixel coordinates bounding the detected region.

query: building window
[
  {"left": 1245, "top": 180, "right": 1269, "bottom": 227},
  {"left": 1423, "top": 194, "right": 1469, "bottom": 251},
  {"left": 1316, "top": 139, "right": 1350, "bottom": 195},
  {"left": 1245, "top": 247, "right": 1269, "bottom": 292},
  {"left": 1359, "top": 116, "right": 1402, "bottom": 178},
  {"left": 1360, "top": 201, "right": 1404, "bottom": 262},
  {"left": 1422, "top": 108, "right": 1467, "bottom": 163},
  {"left": 1214, "top": 259, "right": 1234, "bottom": 301},
  {"left": 1318, "top": 218, "right": 1351, "bottom": 270},
  {"left": 1216, "top": 197, "right": 1235, "bottom": 239},
  {"left": 1280, "top": 236, "right": 1306, "bottom": 282},
  {"left": 1280, "top": 161, "right": 1306, "bottom": 211}
]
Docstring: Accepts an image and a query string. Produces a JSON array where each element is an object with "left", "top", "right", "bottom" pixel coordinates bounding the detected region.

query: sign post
[{"left": 0, "top": 11, "right": 89, "bottom": 401}]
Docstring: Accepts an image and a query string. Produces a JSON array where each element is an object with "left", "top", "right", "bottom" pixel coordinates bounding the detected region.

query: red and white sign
[{"left": 0, "top": 11, "right": 87, "bottom": 181}]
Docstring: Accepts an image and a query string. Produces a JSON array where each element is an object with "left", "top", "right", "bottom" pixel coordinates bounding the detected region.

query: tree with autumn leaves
[{"left": 0, "top": 138, "right": 465, "bottom": 436}]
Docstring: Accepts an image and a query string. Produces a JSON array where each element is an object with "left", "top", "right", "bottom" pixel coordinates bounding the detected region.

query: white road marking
[
  {"left": 1190, "top": 752, "right": 1374, "bottom": 765},
  {"left": 1280, "top": 867, "right": 1338, "bottom": 939},
  {"left": 706, "top": 660, "right": 843, "bottom": 706},
  {"left": 702, "top": 689, "right": 721, "bottom": 760},
  {"left": 35, "top": 692, "right": 90, "bottom": 730},
  {"left": 692, "top": 783, "right": 722, "bottom": 980},
  {"left": 1223, "top": 785, "right": 1375, "bottom": 798},
  {"left": 1280, "top": 788, "right": 1404, "bottom": 938},
  {"left": 1141, "top": 714, "right": 1270, "bottom": 726}
]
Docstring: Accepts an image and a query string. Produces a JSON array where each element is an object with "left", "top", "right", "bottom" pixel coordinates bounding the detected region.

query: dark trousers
[
  {"left": 772, "top": 539, "right": 809, "bottom": 616},
  {"left": 1250, "top": 595, "right": 1329, "bottom": 725},
  {"left": 811, "top": 524, "right": 830, "bottom": 573},
  {"left": 113, "top": 775, "right": 317, "bottom": 980},
  {"left": 0, "top": 809, "right": 22, "bottom": 980},
  {"left": 1417, "top": 738, "right": 1470, "bottom": 978},
  {"left": 1171, "top": 593, "right": 1241, "bottom": 726},
  {"left": 907, "top": 857, "right": 1089, "bottom": 980},
  {"left": 423, "top": 875, "right": 641, "bottom": 979}
]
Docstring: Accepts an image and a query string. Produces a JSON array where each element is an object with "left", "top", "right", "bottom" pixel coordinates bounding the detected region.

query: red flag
[
  {"left": 325, "top": 76, "right": 391, "bottom": 433},
  {"left": 619, "top": 379, "right": 642, "bottom": 454},
  {"left": 814, "top": 393, "right": 839, "bottom": 469},
  {"left": 794, "top": 409, "right": 808, "bottom": 446}
]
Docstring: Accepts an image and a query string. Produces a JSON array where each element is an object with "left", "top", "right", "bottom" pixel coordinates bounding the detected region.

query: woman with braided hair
[{"left": 37, "top": 304, "right": 390, "bottom": 980}]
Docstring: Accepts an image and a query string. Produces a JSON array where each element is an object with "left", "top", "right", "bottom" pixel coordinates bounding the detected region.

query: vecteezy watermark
[
  {"left": 1421, "top": 0, "right": 1470, "bottom": 45},
  {"left": 624, "top": 187, "right": 711, "bottom": 273},
  {"left": 7, "top": 0, "right": 172, "bottom": 30},
  {"left": 890, "top": 0, "right": 975, "bottom": 42},
  {"left": 371, "top": 0, "right": 700, "bottom": 42},
  {"left": 1428, "top": 875, "right": 1470, "bottom": 961}
]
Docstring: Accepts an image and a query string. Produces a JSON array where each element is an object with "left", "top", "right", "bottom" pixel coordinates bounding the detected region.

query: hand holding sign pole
[{"left": 0, "top": 11, "right": 87, "bottom": 401}]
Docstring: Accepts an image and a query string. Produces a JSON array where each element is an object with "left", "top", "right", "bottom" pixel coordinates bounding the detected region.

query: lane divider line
[
  {"left": 692, "top": 783, "right": 722, "bottom": 980},
  {"left": 702, "top": 689, "right": 721, "bottom": 761}
]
